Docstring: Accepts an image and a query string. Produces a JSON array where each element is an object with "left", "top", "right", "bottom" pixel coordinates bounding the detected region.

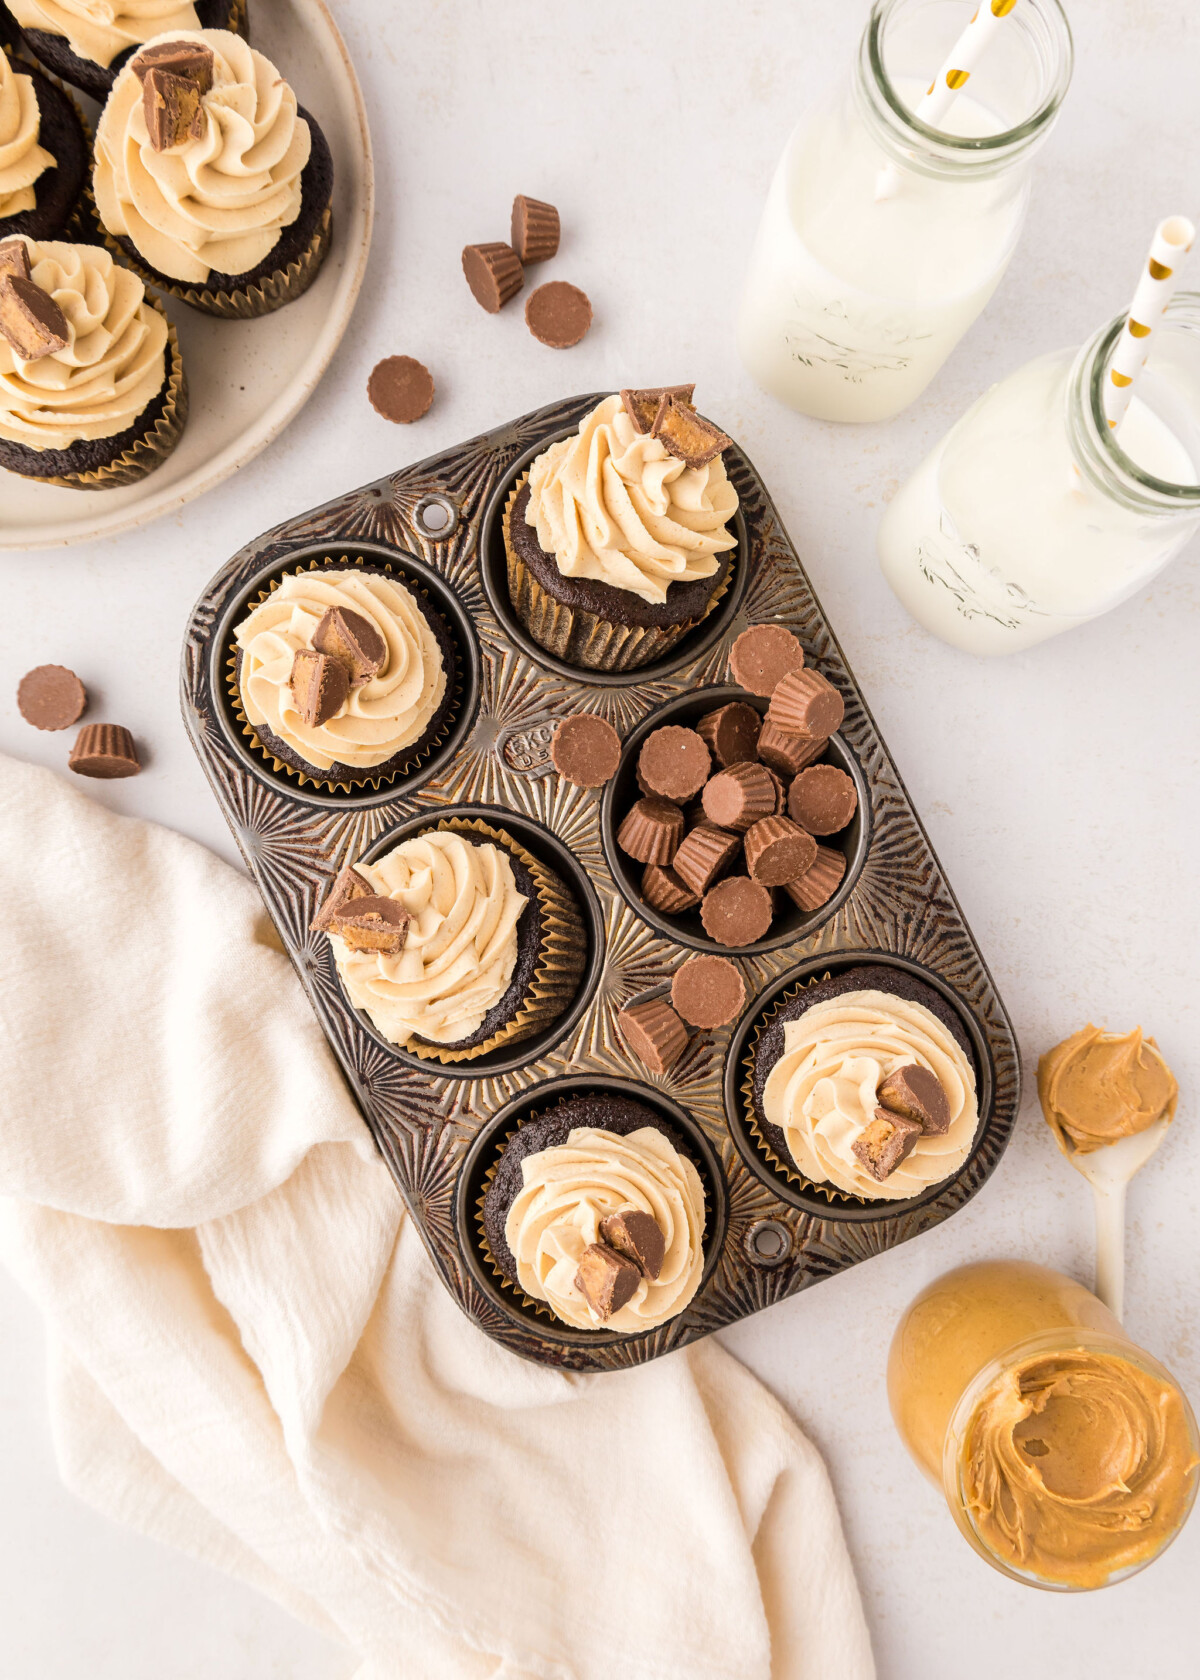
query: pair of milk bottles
[{"left": 738, "top": 0, "right": 1200, "bottom": 655}]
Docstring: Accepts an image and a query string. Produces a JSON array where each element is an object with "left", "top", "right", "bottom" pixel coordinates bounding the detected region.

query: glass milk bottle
[
  {"left": 878, "top": 296, "right": 1200, "bottom": 653},
  {"left": 737, "top": 0, "right": 1073, "bottom": 423}
]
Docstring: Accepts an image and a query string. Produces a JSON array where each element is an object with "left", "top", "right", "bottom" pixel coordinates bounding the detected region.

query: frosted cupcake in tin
[
  {"left": 231, "top": 568, "right": 455, "bottom": 790},
  {"left": 93, "top": 28, "right": 332, "bottom": 318},
  {"left": 503, "top": 386, "right": 739, "bottom": 672},
  {"left": 10, "top": 0, "right": 246, "bottom": 101},
  {"left": 0, "top": 45, "right": 90, "bottom": 243}
]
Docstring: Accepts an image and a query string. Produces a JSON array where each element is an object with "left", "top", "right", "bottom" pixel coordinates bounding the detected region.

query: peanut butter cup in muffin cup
[
  {"left": 10, "top": 1, "right": 247, "bottom": 102},
  {"left": 0, "top": 237, "right": 187, "bottom": 488},
  {"left": 325, "top": 817, "right": 586, "bottom": 1067},
  {"left": 502, "top": 389, "right": 739, "bottom": 673},
  {"left": 228, "top": 559, "right": 464, "bottom": 794},
  {"left": 91, "top": 28, "right": 332, "bottom": 320},
  {"left": 739, "top": 963, "right": 983, "bottom": 1209}
]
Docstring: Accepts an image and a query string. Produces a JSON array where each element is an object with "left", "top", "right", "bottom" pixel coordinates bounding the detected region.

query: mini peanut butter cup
[
  {"left": 696, "top": 700, "right": 761, "bottom": 768},
  {"left": 728, "top": 625, "right": 804, "bottom": 697},
  {"left": 788, "top": 763, "right": 858, "bottom": 835},
  {"left": 617, "top": 797, "right": 685, "bottom": 865},
  {"left": 768, "top": 668, "right": 844, "bottom": 738},
  {"left": 701, "top": 876, "right": 773, "bottom": 947},
  {"left": 757, "top": 719, "right": 827, "bottom": 778},
  {"left": 368, "top": 356, "right": 435, "bottom": 424},
  {"left": 289, "top": 647, "right": 349, "bottom": 728},
  {"left": 744, "top": 816, "right": 818, "bottom": 886},
  {"left": 702, "top": 761, "right": 778, "bottom": 834},
  {"left": 852, "top": 1110, "right": 923, "bottom": 1183},
  {"left": 462, "top": 242, "right": 524, "bottom": 312},
  {"left": 511, "top": 195, "right": 560, "bottom": 265},
  {"left": 525, "top": 281, "right": 592, "bottom": 348},
  {"left": 310, "top": 863, "right": 373, "bottom": 932},
  {"left": 17, "top": 664, "right": 86, "bottom": 731},
  {"left": 641, "top": 862, "right": 700, "bottom": 914},
  {"left": 617, "top": 997, "right": 689, "bottom": 1074},
  {"left": 637, "top": 726, "right": 711, "bottom": 802},
  {"left": 551, "top": 713, "right": 622, "bottom": 788},
  {"left": 782, "top": 844, "right": 846, "bottom": 911},
  {"left": 0, "top": 274, "right": 69, "bottom": 361},
  {"left": 621, "top": 384, "right": 696, "bottom": 435},
  {"left": 671, "top": 955, "right": 746, "bottom": 1029},
  {"left": 68, "top": 723, "right": 139, "bottom": 779},
  {"left": 650, "top": 395, "right": 731, "bottom": 468},
  {"left": 878, "top": 1064, "right": 951, "bottom": 1135},
  {"left": 672, "top": 823, "right": 741, "bottom": 897}
]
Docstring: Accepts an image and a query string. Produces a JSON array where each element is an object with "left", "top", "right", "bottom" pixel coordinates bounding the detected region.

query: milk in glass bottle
[
  {"left": 877, "top": 297, "right": 1200, "bottom": 653},
  {"left": 737, "top": 0, "right": 1073, "bottom": 423}
]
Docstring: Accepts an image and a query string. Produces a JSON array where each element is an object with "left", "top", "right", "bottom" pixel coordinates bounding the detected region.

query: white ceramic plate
[{"left": 0, "top": 0, "right": 374, "bottom": 550}]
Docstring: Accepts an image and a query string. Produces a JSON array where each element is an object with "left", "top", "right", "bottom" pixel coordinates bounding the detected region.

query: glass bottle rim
[
  {"left": 941, "top": 1326, "right": 1200, "bottom": 1592},
  {"left": 863, "top": 0, "right": 1074, "bottom": 165}
]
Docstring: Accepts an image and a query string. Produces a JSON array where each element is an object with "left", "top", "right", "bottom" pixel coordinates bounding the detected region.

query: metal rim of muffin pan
[{"left": 181, "top": 390, "right": 1022, "bottom": 1373}]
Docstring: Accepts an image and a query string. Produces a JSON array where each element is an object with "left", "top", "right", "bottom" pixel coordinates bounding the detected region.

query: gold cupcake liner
[
  {"left": 502, "top": 476, "right": 731, "bottom": 673},
  {"left": 741, "top": 972, "right": 881, "bottom": 1209},
  {"left": 227, "top": 555, "right": 462, "bottom": 793},
  {"left": 31, "top": 307, "right": 187, "bottom": 490},
  {"left": 228, "top": 0, "right": 250, "bottom": 40},
  {"left": 401, "top": 816, "right": 586, "bottom": 1067}
]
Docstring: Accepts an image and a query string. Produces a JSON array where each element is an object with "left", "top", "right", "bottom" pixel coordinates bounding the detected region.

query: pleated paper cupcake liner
[
  {"left": 474, "top": 1106, "right": 562, "bottom": 1325},
  {"left": 502, "top": 476, "right": 730, "bottom": 674}
]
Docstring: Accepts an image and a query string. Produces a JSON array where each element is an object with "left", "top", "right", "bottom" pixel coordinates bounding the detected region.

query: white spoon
[{"left": 1058, "top": 1118, "right": 1172, "bottom": 1322}]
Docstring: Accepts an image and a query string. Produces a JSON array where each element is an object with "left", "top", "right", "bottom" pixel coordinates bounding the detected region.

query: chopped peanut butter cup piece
[
  {"left": 328, "top": 895, "right": 410, "bottom": 955},
  {"left": 462, "top": 242, "right": 523, "bottom": 312},
  {"left": 702, "top": 761, "right": 778, "bottom": 834},
  {"left": 852, "top": 1110, "right": 923, "bottom": 1183},
  {"left": 700, "top": 876, "right": 773, "bottom": 947},
  {"left": 696, "top": 700, "right": 761, "bottom": 768},
  {"left": 728, "top": 625, "right": 804, "bottom": 697},
  {"left": 651, "top": 393, "right": 731, "bottom": 468},
  {"left": 17, "top": 664, "right": 86, "bottom": 731},
  {"left": 671, "top": 954, "right": 746, "bottom": 1029},
  {"left": 618, "top": 797, "right": 685, "bottom": 865},
  {"left": 311, "top": 863, "right": 374, "bottom": 933},
  {"left": 68, "top": 723, "right": 140, "bottom": 779},
  {"left": 768, "top": 668, "right": 844, "bottom": 738},
  {"left": 511, "top": 195, "right": 560, "bottom": 264},
  {"left": 142, "top": 66, "right": 207, "bottom": 151},
  {"left": 637, "top": 725, "right": 711, "bottom": 802},
  {"left": 781, "top": 844, "right": 846, "bottom": 913},
  {"left": 878, "top": 1064, "right": 951, "bottom": 1136},
  {"left": 525, "top": 280, "right": 592, "bottom": 348},
  {"left": 744, "top": 815, "right": 818, "bottom": 887},
  {"left": 599, "top": 1209, "right": 666, "bottom": 1280},
  {"left": 621, "top": 384, "right": 696, "bottom": 436},
  {"left": 617, "top": 997, "right": 689, "bottom": 1074},
  {"left": 551, "top": 713, "right": 622, "bottom": 788},
  {"left": 788, "top": 764, "right": 858, "bottom": 836},
  {"left": 131, "top": 39, "right": 215, "bottom": 88},
  {"left": 641, "top": 863, "right": 700, "bottom": 915},
  {"left": 672, "top": 823, "right": 741, "bottom": 897},
  {"left": 289, "top": 648, "right": 349, "bottom": 729},
  {"left": 756, "top": 719, "right": 826, "bottom": 778},
  {"left": 312, "top": 606, "right": 386, "bottom": 685},
  {"left": 0, "top": 274, "right": 68, "bottom": 361},
  {"left": 0, "top": 239, "right": 32, "bottom": 283},
  {"left": 576, "top": 1242, "right": 642, "bottom": 1319}
]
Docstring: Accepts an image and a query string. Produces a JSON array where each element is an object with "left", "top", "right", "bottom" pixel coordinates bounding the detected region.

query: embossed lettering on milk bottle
[{"left": 737, "top": 0, "right": 1073, "bottom": 423}]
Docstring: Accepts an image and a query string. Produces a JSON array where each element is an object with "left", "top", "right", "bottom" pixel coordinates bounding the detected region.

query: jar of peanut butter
[{"left": 888, "top": 1261, "right": 1198, "bottom": 1589}]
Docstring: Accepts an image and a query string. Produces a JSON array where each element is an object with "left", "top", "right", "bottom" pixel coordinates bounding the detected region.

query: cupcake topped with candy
[
  {"left": 10, "top": 0, "right": 245, "bottom": 101},
  {"left": 0, "top": 41, "right": 90, "bottom": 243}
]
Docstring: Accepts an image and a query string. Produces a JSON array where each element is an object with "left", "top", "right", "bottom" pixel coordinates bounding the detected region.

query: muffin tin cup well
[
  {"left": 601, "top": 687, "right": 869, "bottom": 956},
  {"left": 210, "top": 542, "right": 481, "bottom": 807},
  {"left": 182, "top": 390, "right": 1021, "bottom": 1372},
  {"left": 724, "top": 951, "right": 997, "bottom": 1223},
  {"left": 457, "top": 1077, "right": 729, "bottom": 1349}
]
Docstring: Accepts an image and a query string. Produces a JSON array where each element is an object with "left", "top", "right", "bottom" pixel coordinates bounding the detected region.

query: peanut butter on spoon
[{"left": 1039, "top": 1025, "right": 1178, "bottom": 1155}]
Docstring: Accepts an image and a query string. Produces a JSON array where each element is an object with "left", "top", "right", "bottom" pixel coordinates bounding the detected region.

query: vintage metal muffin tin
[{"left": 182, "top": 392, "right": 1020, "bottom": 1372}]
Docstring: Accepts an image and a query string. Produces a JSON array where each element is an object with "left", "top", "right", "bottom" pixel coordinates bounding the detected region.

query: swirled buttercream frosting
[
  {"left": 525, "top": 393, "right": 738, "bottom": 605},
  {"left": 334, "top": 832, "right": 528, "bottom": 1048},
  {"left": 0, "top": 51, "right": 55, "bottom": 218},
  {"left": 93, "top": 28, "right": 311, "bottom": 283},
  {"left": 763, "top": 989, "right": 979, "bottom": 1199},
  {"left": 0, "top": 237, "right": 168, "bottom": 451},
  {"left": 1038, "top": 1024, "right": 1178, "bottom": 1156},
  {"left": 233, "top": 571, "right": 447, "bottom": 773},
  {"left": 10, "top": 0, "right": 200, "bottom": 68},
  {"left": 505, "top": 1126, "right": 706, "bottom": 1331}
]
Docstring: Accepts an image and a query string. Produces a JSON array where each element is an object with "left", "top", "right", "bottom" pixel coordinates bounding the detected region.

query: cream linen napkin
[{"left": 0, "top": 754, "right": 874, "bottom": 1680}]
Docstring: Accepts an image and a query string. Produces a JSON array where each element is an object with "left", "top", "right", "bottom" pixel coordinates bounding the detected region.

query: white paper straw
[
  {"left": 1103, "top": 216, "right": 1196, "bottom": 435},
  {"left": 876, "top": 0, "right": 1022, "bottom": 202}
]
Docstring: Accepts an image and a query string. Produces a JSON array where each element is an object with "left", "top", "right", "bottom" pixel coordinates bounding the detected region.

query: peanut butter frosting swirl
[
  {"left": 505, "top": 1126, "right": 706, "bottom": 1331},
  {"left": 525, "top": 393, "right": 738, "bottom": 605},
  {"left": 763, "top": 989, "right": 979, "bottom": 1199},
  {"left": 0, "top": 51, "right": 55, "bottom": 218},
  {"left": 1038, "top": 1024, "right": 1178, "bottom": 1156},
  {"left": 233, "top": 572, "right": 447, "bottom": 773},
  {"left": 960, "top": 1346, "right": 1199, "bottom": 1589},
  {"left": 10, "top": 0, "right": 200, "bottom": 69},
  {"left": 94, "top": 28, "right": 311, "bottom": 284},
  {"left": 334, "top": 833, "right": 528, "bottom": 1048},
  {"left": 0, "top": 237, "right": 167, "bottom": 451}
]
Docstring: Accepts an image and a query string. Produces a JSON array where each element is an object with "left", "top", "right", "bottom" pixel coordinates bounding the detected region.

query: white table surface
[{"left": 2, "top": 1, "right": 1197, "bottom": 1675}]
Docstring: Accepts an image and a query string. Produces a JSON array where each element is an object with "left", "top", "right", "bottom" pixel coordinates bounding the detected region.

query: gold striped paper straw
[
  {"left": 876, "top": 0, "right": 1023, "bottom": 201},
  {"left": 1103, "top": 216, "right": 1196, "bottom": 435}
]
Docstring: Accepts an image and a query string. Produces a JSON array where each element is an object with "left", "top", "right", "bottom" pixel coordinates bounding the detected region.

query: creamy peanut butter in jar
[{"left": 888, "top": 1261, "right": 1199, "bottom": 1589}]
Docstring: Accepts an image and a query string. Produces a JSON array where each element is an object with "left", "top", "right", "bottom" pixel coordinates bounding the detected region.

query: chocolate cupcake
[
  {"left": 0, "top": 235, "right": 186, "bottom": 488},
  {"left": 93, "top": 28, "right": 332, "bottom": 319},
  {"left": 0, "top": 47, "right": 90, "bottom": 243},
  {"left": 503, "top": 389, "right": 738, "bottom": 673},
  {"left": 481, "top": 1094, "right": 707, "bottom": 1331},
  {"left": 10, "top": 0, "right": 246, "bottom": 102},
  {"left": 231, "top": 566, "right": 457, "bottom": 792},
  {"left": 321, "top": 819, "right": 586, "bottom": 1067},
  {"left": 747, "top": 965, "right": 981, "bottom": 1203}
]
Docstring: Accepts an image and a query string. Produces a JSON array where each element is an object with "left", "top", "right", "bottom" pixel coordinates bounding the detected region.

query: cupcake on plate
[
  {"left": 10, "top": 0, "right": 245, "bottom": 102},
  {"left": 0, "top": 234, "right": 185, "bottom": 487},
  {"left": 503, "top": 385, "right": 739, "bottom": 672},
  {"left": 481, "top": 1094, "right": 707, "bottom": 1331},
  {"left": 93, "top": 28, "right": 332, "bottom": 318},
  {"left": 231, "top": 568, "right": 456, "bottom": 790},
  {"left": 1, "top": 45, "right": 90, "bottom": 242},
  {"left": 314, "top": 820, "right": 586, "bottom": 1067},
  {"left": 749, "top": 965, "right": 980, "bottom": 1202}
]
